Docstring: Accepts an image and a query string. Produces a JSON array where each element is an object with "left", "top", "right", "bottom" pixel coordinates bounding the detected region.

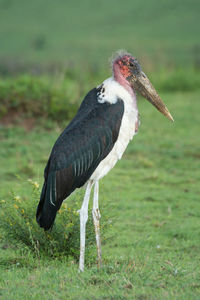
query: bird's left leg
[
  {"left": 92, "top": 180, "right": 102, "bottom": 268},
  {"left": 79, "top": 180, "right": 93, "bottom": 272}
]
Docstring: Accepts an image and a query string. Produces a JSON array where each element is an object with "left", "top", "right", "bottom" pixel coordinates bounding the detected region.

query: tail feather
[{"left": 36, "top": 172, "right": 58, "bottom": 230}]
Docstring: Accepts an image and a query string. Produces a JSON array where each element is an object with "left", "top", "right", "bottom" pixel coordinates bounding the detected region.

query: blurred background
[{"left": 0, "top": 0, "right": 199, "bottom": 72}]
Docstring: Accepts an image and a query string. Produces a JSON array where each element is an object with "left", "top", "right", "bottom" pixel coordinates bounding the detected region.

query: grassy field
[
  {"left": 0, "top": 0, "right": 199, "bottom": 70},
  {"left": 0, "top": 87, "right": 200, "bottom": 299}
]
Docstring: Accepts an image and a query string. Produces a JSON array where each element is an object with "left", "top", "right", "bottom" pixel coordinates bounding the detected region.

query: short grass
[{"left": 0, "top": 89, "right": 200, "bottom": 299}]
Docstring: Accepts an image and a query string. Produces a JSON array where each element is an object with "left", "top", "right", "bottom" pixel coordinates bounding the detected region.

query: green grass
[
  {"left": 0, "top": 89, "right": 200, "bottom": 299},
  {"left": 0, "top": 0, "right": 199, "bottom": 69}
]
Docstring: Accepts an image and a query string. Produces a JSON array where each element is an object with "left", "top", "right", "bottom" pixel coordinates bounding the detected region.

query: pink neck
[{"left": 113, "top": 63, "right": 138, "bottom": 109}]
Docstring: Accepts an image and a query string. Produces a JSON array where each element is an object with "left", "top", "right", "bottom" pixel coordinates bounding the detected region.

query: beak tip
[
  {"left": 168, "top": 113, "right": 174, "bottom": 123},
  {"left": 164, "top": 108, "right": 174, "bottom": 122}
]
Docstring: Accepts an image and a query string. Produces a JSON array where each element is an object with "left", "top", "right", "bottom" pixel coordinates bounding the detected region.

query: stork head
[{"left": 112, "top": 51, "right": 174, "bottom": 122}]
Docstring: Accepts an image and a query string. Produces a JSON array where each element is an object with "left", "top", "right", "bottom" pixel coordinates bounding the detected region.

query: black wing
[{"left": 36, "top": 87, "right": 124, "bottom": 230}]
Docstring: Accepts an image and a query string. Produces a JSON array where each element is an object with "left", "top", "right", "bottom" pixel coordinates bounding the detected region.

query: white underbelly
[{"left": 90, "top": 105, "right": 138, "bottom": 181}]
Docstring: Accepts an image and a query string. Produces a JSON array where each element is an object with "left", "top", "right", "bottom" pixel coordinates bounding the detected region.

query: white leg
[
  {"left": 92, "top": 181, "right": 102, "bottom": 268},
  {"left": 79, "top": 180, "right": 93, "bottom": 272}
]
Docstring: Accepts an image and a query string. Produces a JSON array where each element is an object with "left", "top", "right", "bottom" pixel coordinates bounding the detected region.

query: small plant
[{"left": 0, "top": 178, "right": 109, "bottom": 262}]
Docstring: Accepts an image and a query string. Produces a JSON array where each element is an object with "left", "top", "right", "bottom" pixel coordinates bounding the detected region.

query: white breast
[{"left": 90, "top": 77, "right": 139, "bottom": 181}]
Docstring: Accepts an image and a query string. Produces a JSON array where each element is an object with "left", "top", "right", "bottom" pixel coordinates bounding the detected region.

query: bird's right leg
[
  {"left": 92, "top": 181, "right": 102, "bottom": 268},
  {"left": 79, "top": 180, "right": 93, "bottom": 272}
]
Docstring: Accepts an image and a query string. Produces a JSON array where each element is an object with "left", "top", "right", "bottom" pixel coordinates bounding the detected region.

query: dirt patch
[{"left": 0, "top": 110, "right": 36, "bottom": 131}]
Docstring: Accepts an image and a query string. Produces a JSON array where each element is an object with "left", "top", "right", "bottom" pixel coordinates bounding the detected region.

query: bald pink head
[{"left": 112, "top": 51, "right": 138, "bottom": 92}]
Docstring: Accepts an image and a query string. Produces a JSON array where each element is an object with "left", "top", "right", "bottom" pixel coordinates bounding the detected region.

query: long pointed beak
[{"left": 132, "top": 71, "right": 174, "bottom": 122}]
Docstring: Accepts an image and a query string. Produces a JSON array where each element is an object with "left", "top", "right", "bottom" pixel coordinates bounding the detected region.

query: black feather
[{"left": 36, "top": 87, "right": 124, "bottom": 230}]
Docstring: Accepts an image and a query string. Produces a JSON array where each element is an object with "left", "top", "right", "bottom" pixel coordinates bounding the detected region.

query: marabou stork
[{"left": 36, "top": 51, "right": 173, "bottom": 271}]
